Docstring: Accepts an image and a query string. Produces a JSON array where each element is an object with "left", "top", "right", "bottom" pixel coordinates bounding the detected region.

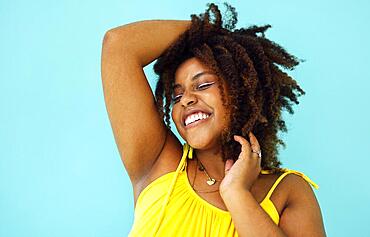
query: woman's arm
[
  {"left": 104, "top": 20, "right": 191, "bottom": 66},
  {"left": 101, "top": 20, "right": 190, "bottom": 185},
  {"left": 222, "top": 188, "right": 286, "bottom": 237},
  {"left": 278, "top": 174, "right": 326, "bottom": 236}
]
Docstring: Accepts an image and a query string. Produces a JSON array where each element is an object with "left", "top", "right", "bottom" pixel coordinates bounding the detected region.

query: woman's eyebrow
[{"left": 172, "top": 71, "right": 215, "bottom": 90}]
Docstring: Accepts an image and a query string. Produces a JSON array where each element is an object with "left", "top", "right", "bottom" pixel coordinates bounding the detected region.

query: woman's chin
[{"left": 185, "top": 136, "right": 219, "bottom": 150}]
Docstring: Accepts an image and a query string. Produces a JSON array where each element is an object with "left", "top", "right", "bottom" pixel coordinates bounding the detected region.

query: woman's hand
[{"left": 219, "top": 132, "right": 262, "bottom": 197}]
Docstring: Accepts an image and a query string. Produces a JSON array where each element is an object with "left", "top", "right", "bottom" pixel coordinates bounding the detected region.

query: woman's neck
[{"left": 193, "top": 147, "right": 225, "bottom": 179}]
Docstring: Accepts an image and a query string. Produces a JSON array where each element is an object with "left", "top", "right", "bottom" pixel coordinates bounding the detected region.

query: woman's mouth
[{"left": 184, "top": 112, "right": 212, "bottom": 129}]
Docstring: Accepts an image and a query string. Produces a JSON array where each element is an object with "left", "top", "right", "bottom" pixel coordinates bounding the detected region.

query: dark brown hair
[{"left": 153, "top": 2, "right": 305, "bottom": 171}]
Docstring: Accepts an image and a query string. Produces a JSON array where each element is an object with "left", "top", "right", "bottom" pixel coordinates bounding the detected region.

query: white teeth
[{"left": 185, "top": 112, "right": 210, "bottom": 126}]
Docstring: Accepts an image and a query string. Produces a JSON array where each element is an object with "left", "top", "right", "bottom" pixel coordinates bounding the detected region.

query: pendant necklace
[
  {"left": 198, "top": 157, "right": 219, "bottom": 185},
  {"left": 191, "top": 155, "right": 221, "bottom": 193}
]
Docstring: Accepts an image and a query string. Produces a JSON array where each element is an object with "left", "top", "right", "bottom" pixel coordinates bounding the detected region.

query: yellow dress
[{"left": 128, "top": 143, "right": 319, "bottom": 236}]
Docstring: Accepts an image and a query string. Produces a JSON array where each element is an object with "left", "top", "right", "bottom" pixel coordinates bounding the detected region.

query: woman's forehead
[
  {"left": 173, "top": 58, "right": 217, "bottom": 86},
  {"left": 175, "top": 58, "right": 211, "bottom": 79},
  {"left": 172, "top": 71, "right": 217, "bottom": 90}
]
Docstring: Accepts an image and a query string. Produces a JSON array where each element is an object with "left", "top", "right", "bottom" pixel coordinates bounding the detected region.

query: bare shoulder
[
  {"left": 255, "top": 170, "right": 326, "bottom": 236},
  {"left": 262, "top": 170, "right": 318, "bottom": 198},
  {"left": 277, "top": 171, "right": 327, "bottom": 236},
  {"left": 285, "top": 172, "right": 316, "bottom": 196},
  {"left": 275, "top": 171, "right": 321, "bottom": 208}
]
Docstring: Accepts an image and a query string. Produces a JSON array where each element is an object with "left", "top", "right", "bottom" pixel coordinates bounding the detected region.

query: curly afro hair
[{"left": 153, "top": 2, "right": 305, "bottom": 172}]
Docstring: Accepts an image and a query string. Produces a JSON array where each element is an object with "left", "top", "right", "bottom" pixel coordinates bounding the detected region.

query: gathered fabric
[{"left": 128, "top": 143, "right": 319, "bottom": 237}]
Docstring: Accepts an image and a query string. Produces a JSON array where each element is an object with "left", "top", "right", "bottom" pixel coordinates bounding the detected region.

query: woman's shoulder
[
  {"left": 265, "top": 168, "right": 325, "bottom": 235},
  {"left": 256, "top": 168, "right": 320, "bottom": 211},
  {"left": 261, "top": 167, "right": 319, "bottom": 191},
  {"left": 276, "top": 168, "right": 320, "bottom": 205},
  {"left": 276, "top": 168, "right": 319, "bottom": 190}
]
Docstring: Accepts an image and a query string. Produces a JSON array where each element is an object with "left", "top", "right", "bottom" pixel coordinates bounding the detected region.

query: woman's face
[{"left": 171, "top": 57, "right": 231, "bottom": 150}]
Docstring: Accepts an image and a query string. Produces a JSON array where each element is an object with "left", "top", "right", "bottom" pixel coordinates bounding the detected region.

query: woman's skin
[{"left": 101, "top": 19, "right": 326, "bottom": 236}]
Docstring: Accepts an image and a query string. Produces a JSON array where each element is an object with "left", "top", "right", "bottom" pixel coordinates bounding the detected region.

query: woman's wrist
[{"left": 220, "top": 183, "right": 250, "bottom": 200}]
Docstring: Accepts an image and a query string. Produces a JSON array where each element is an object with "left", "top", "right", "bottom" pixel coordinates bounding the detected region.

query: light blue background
[{"left": 1, "top": 0, "right": 369, "bottom": 236}]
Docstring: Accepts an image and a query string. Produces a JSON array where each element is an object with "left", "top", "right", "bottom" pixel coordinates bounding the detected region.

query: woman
[{"left": 101, "top": 2, "right": 326, "bottom": 236}]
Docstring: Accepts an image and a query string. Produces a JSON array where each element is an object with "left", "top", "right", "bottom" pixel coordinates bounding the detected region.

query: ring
[{"left": 251, "top": 149, "right": 262, "bottom": 159}]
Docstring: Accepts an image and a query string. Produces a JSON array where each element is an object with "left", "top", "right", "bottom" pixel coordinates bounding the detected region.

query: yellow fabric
[{"left": 128, "top": 143, "right": 319, "bottom": 237}]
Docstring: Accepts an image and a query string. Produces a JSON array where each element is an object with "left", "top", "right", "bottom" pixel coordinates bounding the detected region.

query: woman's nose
[{"left": 180, "top": 91, "right": 197, "bottom": 107}]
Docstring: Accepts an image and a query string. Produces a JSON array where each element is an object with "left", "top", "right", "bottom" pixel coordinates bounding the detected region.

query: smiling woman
[
  {"left": 171, "top": 57, "right": 231, "bottom": 150},
  {"left": 101, "top": 2, "right": 326, "bottom": 237}
]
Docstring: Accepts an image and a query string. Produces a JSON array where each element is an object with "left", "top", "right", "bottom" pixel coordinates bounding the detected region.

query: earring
[{"left": 186, "top": 143, "right": 194, "bottom": 159}]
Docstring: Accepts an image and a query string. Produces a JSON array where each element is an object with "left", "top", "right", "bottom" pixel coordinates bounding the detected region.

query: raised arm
[{"left": 101, "top": 20, "right": 191, "bottom": 184}]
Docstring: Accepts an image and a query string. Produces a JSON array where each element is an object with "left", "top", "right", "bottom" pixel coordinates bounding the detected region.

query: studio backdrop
[{"left": 1, "top": 0, "right": 369, "bottom": 236}]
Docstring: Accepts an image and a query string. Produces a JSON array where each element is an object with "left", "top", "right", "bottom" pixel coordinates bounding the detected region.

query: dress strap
[
  {"left": 264, "top": 168, "right": 320, "bottom": 201},
  {"left": 151, "top": 142, "right": 191, "bottom": 236}
]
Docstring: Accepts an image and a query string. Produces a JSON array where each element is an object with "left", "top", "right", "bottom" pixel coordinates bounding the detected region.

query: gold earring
[{"left": 186, "top": 143, "right": 194, "bottom": 159}]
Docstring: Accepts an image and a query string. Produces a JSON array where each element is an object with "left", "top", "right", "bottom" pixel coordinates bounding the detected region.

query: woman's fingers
[
  {"left": 234, "top": 133, "right": 262, "bottom": 161},
  {"left": 248, "top": 132, "right": 260, "bottom": 152},
  {"left": 249, "top": 132, "right": 262, "bottom": 163},
  {"left": 223, "top": 133, "right": 262, "bottom": 191},
  {"left": 233, "top": 135, "right": 251, "bottom": 155}
]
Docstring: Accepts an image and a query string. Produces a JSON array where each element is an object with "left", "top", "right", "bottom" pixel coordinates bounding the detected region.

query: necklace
[{"left": 190, "top": 155, "right": 221, "bottom": 193}]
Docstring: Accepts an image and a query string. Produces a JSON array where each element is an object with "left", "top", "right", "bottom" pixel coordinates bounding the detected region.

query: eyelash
[{"left": 172, "top": 82, "right": 214, "bottom": 103}]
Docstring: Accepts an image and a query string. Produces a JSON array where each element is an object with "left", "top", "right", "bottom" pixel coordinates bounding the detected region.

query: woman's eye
[
  {"left": 197, "top": 82, "right": 214, "bottom": 90},
  {"left": 172, "top": 95, "right": 182, "bottom": 103},
  {"left": 171, "top": 82, "right": 214, "bottom": 104}
]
